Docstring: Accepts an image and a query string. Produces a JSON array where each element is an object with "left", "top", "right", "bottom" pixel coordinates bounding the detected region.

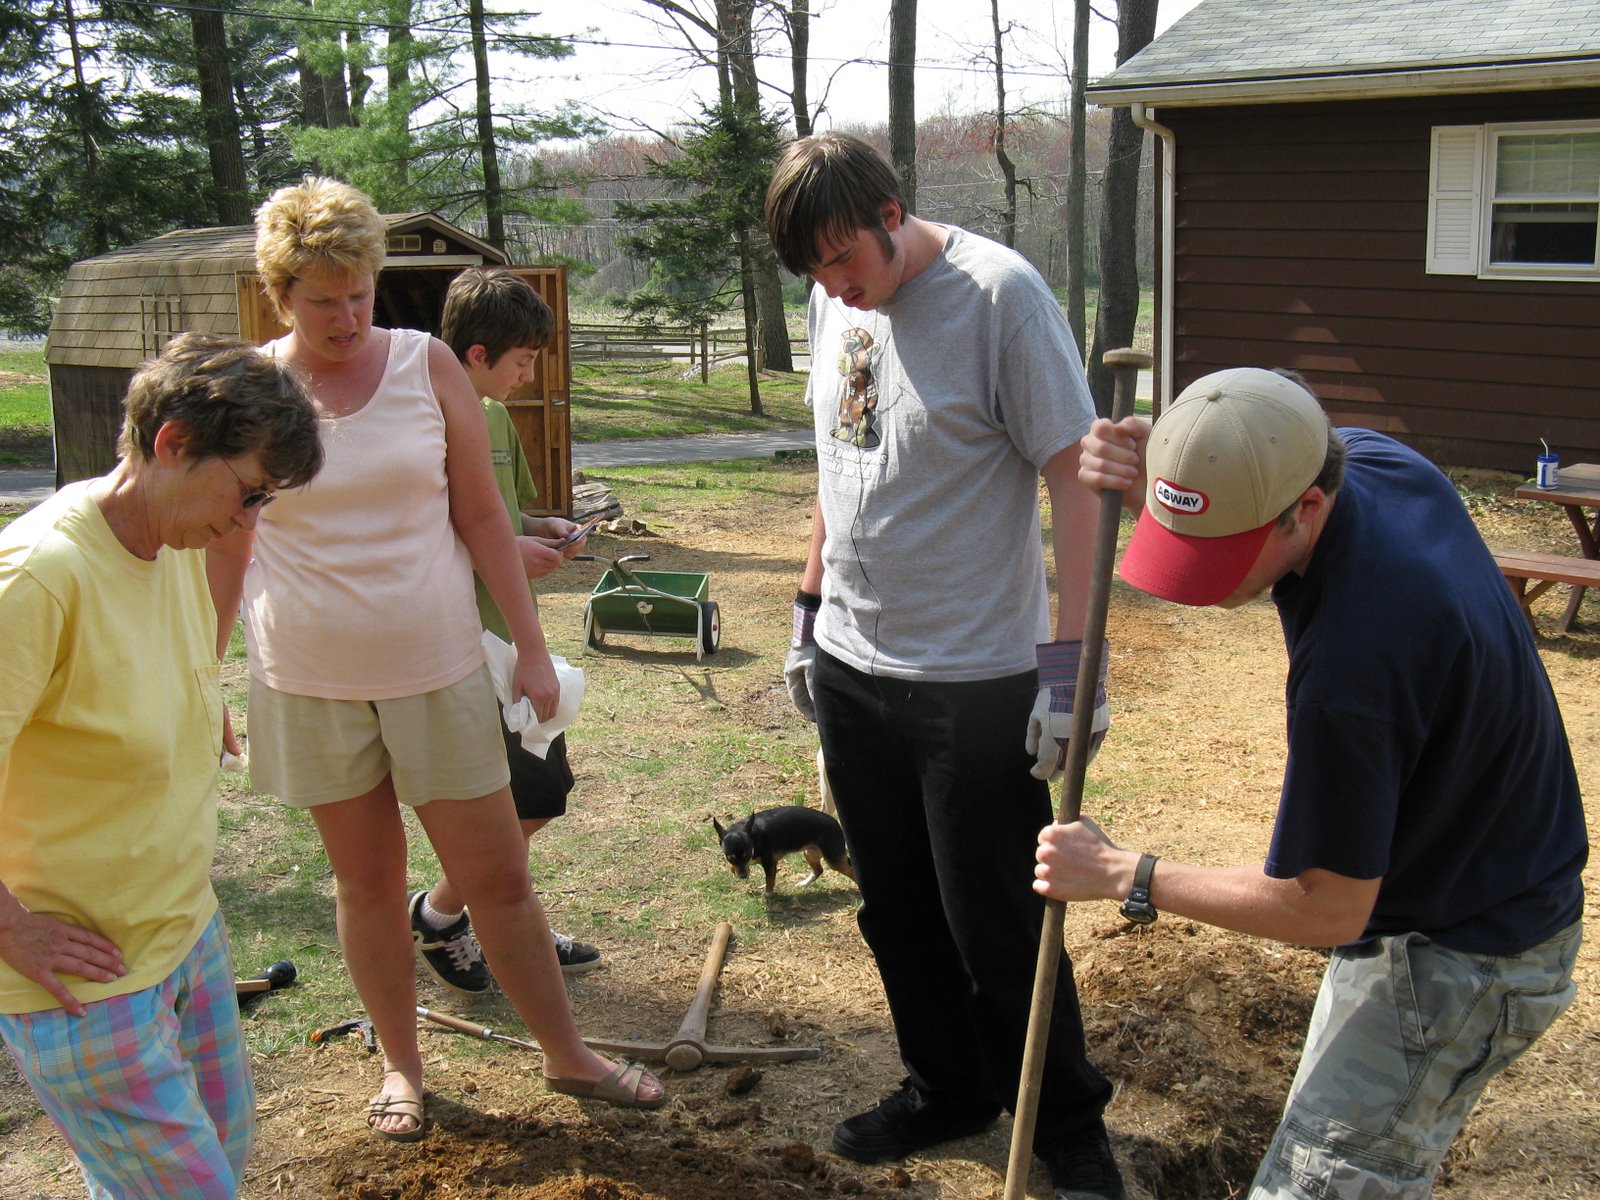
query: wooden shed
[
  {"left": 45, "top": 212, "right": 574, "bottom": 514},
  {"left": 1089, "top": 0, "right": 1600, "bottom": 472}
]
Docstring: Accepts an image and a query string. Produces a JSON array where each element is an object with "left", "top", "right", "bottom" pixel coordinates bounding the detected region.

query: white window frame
[{"left": 1426, "top": 120, "right": 1600, "bottom": 282}]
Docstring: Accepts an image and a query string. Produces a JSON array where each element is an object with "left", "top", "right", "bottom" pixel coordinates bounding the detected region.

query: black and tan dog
[{"left": 712, "top": 806, "right": 856, "bottom": 894}]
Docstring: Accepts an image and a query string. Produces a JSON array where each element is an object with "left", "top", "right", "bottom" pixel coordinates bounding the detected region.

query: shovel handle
[
  {"left": 416, "top": 1005, "right": 541, "bottom": 1053},
  {"left": 417, "top": 1006, "right": 492, "bottom": 1038},
  {"left": 1003, "top": 348, "right": 1150, "bottom": 1200},
  {"left": 1057, "top": 348, "right": 1149, "bottom": 825}
]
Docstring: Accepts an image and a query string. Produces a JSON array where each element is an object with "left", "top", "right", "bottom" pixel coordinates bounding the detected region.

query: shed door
[
  {"left": 502, "top": 265, "right": 572, "bottom": 518},
  {"left": 236, "top": 274, "right": 291, "bottom": 345}
]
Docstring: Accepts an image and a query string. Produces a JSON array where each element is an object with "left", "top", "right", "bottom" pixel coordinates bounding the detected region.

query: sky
[{"left": 514, "top": 0, "right": 1205, "bottom": 137}]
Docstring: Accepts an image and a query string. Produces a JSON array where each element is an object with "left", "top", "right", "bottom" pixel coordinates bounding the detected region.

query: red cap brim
[{"left": 1120, "top": 507, "right": 1275, "bottom": 607}]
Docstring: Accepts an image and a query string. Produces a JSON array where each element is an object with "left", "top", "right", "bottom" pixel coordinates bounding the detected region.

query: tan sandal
[
  {"left": 543, "top": 1060, "right": 665, "bottom": 1110},
  {"left": 366, "top": 1089, "right": 426, "bottom": 1142}
]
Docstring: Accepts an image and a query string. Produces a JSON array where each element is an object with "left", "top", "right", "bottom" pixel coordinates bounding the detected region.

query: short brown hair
[
  {"left": 765, "top": 132, "right": 904, "bottom": 275},
  {"left": 119, "top": 332, "right": 324, "bottom": 487},
  {"left": 440, "top": 268, "right": 555, "bottom": 366},
  {"left": 253, "top": 176, "right": 388, "bottom": 322}
]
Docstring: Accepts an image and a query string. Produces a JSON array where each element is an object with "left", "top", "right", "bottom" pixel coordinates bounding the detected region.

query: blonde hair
[{"left": 253, "top": 176, "right": 388, "bottom": 322}]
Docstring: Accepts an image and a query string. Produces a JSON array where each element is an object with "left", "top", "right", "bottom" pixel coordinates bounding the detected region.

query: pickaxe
[
  {"left": 417, "top": 923, "right": 820, "bottom": 1072},
  {"left": 582, "top": 921, "right": 821, "bottom": 1071}
]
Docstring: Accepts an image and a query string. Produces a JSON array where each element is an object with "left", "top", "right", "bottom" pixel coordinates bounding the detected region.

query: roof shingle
[{"left": 1095, "top": 0, "right": 1600, "bottom": 90}]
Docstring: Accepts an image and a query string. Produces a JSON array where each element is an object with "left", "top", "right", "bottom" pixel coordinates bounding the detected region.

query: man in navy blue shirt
[{"left": 1035, "top": 367, "right": 1586, "bottom": 1200}]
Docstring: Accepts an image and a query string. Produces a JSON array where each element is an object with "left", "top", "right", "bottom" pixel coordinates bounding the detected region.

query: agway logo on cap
[{"left": 1152, "top": 477, "right": 1208, "bottom": 517}]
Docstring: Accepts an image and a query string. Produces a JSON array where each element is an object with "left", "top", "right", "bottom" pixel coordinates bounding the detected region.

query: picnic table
[{"left": 1512, "top": 462, "right": 1600, "bottom": 633}]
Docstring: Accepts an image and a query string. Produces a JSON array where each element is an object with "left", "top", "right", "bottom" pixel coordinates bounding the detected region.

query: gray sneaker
[
  {"left": 409, "top": 891, "right": 491, "bottom": 996},
  {"left": 553, "top": 930, "right": 602, "bottom": 975}
]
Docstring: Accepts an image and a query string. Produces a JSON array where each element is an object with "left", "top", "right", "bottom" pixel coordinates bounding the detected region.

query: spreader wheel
[{"left": 698, "top": 601, "right": 721, "bottom": 658}]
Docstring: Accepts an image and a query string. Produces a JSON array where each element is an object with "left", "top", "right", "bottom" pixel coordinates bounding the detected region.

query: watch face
[{"left": 1120, "top": 897, "right": 1157, "bottom": 925}]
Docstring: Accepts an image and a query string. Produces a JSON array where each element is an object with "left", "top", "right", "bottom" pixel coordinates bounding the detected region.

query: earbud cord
[{"left": 829, "top": 299, "right": 889, "bottom": 690}]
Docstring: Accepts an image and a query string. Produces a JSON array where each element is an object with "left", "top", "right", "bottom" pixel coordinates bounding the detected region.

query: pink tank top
[{"left": 244, "top": 328, "right": 482, "bottom": 699}]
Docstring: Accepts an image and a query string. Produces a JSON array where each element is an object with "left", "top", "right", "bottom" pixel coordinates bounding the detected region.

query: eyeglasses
[{"left": 220, "top": 457, "right": 277, "bottom": 510}]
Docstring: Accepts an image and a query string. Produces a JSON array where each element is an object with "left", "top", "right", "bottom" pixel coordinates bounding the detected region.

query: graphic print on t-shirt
[{"left": 832, "top": 326, "right": 882, "bottom": 449}]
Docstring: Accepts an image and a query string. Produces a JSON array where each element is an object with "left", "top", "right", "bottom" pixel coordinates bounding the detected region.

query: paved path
[{"left": 0, "top": 468, "right": 52, "bottom": 507}]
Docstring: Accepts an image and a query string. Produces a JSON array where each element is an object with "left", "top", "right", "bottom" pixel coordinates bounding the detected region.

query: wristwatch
[{"left": 1119, "top": 853, "right": 1159, "bottom": 925}]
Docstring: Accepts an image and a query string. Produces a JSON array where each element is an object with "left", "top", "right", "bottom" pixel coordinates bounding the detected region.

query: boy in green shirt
[{"left": 409, "top": 267, "right": 600, "bottom": 990}]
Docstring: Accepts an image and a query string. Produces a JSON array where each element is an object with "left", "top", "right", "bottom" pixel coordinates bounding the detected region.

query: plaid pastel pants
[{"left": 0, "top": 911, "right": 255, "bottom": 1199}]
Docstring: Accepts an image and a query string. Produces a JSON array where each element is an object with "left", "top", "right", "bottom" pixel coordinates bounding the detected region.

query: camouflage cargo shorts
[{"left": 1248, "top": 919, "right": 1581, "bottom": 1199}]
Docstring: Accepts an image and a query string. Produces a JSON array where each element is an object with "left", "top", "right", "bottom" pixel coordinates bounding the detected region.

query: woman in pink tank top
[{"left": 208, "top": 178, "right": 663, "bottom": 1143}]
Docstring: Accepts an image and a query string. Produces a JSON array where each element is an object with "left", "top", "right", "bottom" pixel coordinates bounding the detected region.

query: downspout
[{"left": 1132, "top": 101, "right": 1175, "bottom": 417}]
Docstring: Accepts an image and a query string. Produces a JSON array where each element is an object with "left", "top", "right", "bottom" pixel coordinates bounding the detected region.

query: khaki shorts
[{"left": 247, "top": 665, "right": 510, "bottom": 809}]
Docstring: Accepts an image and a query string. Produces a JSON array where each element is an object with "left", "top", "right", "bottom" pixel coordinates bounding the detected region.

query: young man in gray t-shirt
[{"left": 765, "top": 132, "right": 1123, "bottom": 1200}]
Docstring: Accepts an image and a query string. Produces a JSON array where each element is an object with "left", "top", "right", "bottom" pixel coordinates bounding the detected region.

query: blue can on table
[{"left": 1537, "top": 452, "right": 1560, "bottom": 490}]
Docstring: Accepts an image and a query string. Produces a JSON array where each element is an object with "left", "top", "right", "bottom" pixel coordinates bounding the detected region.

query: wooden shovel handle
[
  {"left": 1004, "top": 348, "right": 1150, "bottom": 1200},
  {"left": 1057, "top": 348, "right": 1150, "bottom": 824},
  {"left": 419, "top": 1007, "right": 493, "bottom": 1038}
]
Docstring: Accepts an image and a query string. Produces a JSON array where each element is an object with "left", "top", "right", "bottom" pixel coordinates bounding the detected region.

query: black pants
[{"left": 814, "top": 650, "right": 1112, "bottom": 1150}]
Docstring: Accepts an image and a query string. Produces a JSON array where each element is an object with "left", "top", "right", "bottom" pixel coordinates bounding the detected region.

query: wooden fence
[{"left": 570, "top": 321, "right": 806, "bottom": 379}]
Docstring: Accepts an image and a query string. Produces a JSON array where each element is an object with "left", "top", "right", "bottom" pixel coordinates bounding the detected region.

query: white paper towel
[{"left": 479, "top": 631, "right": 585, "bottom": 759}]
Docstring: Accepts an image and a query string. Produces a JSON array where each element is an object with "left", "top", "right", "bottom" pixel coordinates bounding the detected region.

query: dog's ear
[{"left": 712, "top": 816, "right": 727, "bottom": 839}]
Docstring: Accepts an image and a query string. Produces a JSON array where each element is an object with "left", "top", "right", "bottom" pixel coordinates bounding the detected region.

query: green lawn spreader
[{"left": 576, "top": 553, "right": 721, "bottom": 661}]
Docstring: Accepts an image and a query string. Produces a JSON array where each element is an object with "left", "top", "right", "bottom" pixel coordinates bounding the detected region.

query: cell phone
[{"left": 554, "top": 516, "right": 601, "bottom": 548}]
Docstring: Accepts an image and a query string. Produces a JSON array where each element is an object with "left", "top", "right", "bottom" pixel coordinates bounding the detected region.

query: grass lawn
[
  {"left": 0, "top": 386, "right": 50, "bottom": 437},
  {"left": 0, "top": 345, "right": 46, "bottom": 377},
  {"left": 570, "top": 361, "right": 811, "bottom": 442},
  {"left": 0, "top": 345, "right": 50, "bottom": 467}
]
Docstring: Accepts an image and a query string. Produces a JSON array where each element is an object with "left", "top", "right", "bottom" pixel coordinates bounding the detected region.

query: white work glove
[
  {"left": 786, "top": 590, "right": 821, "bottom": 722},
  {"left": 1025, "top": 639, "right": 1111, "bottom": 782}
]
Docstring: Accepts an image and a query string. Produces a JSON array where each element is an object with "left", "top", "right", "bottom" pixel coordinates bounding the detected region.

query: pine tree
[
  {"left": 616, "top": 98, "right": 788, "bottom": 415},
  {"left": 290, "top": 0, "right": 596, "bottom": 233}
]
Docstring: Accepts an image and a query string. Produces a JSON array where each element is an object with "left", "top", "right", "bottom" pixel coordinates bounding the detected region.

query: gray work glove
[
  {"left": 786, "top": 590, "right": 821, "bottom": 722},
  {"left": 1025, "top": 639, "right": 1111, "bottom": 782}
]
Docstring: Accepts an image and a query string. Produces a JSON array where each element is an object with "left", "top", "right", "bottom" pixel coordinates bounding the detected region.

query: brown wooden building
[
  {"left": 1090, "top": 0, "right": 1600, "bottom": 472},
  {"left": 45, "top": 212, "right": 574, "bottom": 513}
]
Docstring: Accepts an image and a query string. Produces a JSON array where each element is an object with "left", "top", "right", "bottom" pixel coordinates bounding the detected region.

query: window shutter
[{"left": 1426, "top": 126, "right": 1484, "bottom": 275}]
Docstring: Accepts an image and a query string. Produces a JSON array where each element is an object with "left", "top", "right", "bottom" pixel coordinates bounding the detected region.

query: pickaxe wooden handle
[{"left": 665, "top": 920, "right": 731, "bottom": 1070}]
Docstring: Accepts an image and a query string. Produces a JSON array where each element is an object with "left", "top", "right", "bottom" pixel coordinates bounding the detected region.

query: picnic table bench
[
  {"left": 1508, "top": 462, "right": 1600, "bottom": 633},
  {"left": 1491, "top": 548, "right": 1600, "bottom": 629}
]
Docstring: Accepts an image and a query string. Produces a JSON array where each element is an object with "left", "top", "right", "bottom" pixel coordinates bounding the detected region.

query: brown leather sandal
[
  {"left": 543, "top": 1060, "right": 665, "bottom": 1110},
  {"left": 366, "top": 1090, "right": 426, "bottom": 1142}
]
